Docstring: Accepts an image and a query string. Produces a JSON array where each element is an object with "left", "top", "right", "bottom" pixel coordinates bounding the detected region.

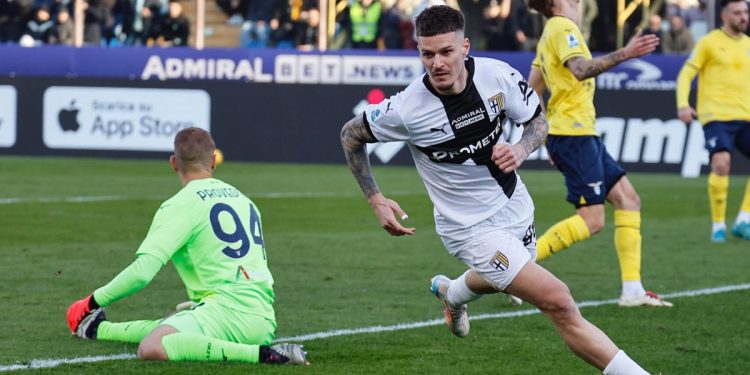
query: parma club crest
[{"left": 487, "top": 93, "right": 505, "bottom": 115}]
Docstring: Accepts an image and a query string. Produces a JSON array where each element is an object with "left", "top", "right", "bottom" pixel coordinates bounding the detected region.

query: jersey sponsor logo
[
  {"left": 451, "top": 107, "right": 486, "bottom": 130},
  {"left": 587, "top": 181, "right": 603, "bottom": 195},
  {"left": 489, "top": 250, "right": 510, "bottom": 271},
  {"left": 567, "top": 33, "right": 580, "bottom": 48},
  {"left": 487, "top": 93, "right": 505, "bottom": 115},
  {"left": 0, "top": 85, "right": 17, "bottom": 148},
  {"left": 597, "top": 59, "right": 675, "bottom": 91},
  {"left": 423, "top": 121, "right": 503, "bottom": 163}
]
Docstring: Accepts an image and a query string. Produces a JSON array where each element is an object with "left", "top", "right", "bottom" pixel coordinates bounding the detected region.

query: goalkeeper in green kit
[{"left": 65, "top": 127, "right": 308, "bottom": 365}]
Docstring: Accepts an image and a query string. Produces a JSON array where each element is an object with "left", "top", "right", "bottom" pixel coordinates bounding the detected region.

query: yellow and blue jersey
[
  {"left": 677, "top": 29, "right": 750, "bottom": 124},
  {"left": 532, "top": 16, "right": 597, "bottom": 136}
]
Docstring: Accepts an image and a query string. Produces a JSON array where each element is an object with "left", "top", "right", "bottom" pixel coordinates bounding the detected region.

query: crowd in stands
[
  {"left": 0, "top": 0, "right": 190, "bottom": 46},
  {"left": 0, "top": 0, "right": 746, "bottom": 50}
]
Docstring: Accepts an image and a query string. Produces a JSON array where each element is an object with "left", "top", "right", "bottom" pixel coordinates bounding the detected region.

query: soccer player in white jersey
[{"left": 340, "top": 5, "right": 652, "bottom": 374}]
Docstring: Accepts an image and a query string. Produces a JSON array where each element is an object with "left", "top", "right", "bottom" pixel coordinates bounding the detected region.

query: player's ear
[
  {"left": 210, "top": 152, "right": 216, "bottom": 170},
  {"left": 463, "top": 38, "right": 470, "bottom": 57},
  {"left": 170, "top": 154, "right": 179, "bottom": 172}
]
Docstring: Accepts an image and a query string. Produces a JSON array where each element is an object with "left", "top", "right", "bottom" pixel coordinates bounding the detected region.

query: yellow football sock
[
  {"left": 536, "top": 215, "right": 590, "bottom": 261},
  {"left": 614, "top": 210, "right": 641, "bottom": 282},
  {"left": 708, "top": 172, "right": 729, "bottom": 224},
  {"left": 741, "top": 179, "right": 750, "bottom": 214}
]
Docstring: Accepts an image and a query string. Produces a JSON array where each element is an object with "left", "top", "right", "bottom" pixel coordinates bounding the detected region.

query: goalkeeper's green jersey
[{"left": 137, "top": 178, "right": 274, "bottom": 320}]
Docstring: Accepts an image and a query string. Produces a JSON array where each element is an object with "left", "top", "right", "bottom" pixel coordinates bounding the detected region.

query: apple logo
[{"left": 58, "top": 100, "right": 80, "bottom": 132}]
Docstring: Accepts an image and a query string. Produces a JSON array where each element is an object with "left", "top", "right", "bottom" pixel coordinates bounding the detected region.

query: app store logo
[{"left": 43, "top": 87, "right": 211, "bottom": 151}]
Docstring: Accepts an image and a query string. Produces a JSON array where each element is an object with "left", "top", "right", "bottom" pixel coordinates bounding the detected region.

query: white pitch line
[
  {"left": 0, "top": 191, "right": 423, "bottom": 205},
  {"left": 2, "top": 283, "right": 749, "bottom": 372},
  {"left": 0, "top": 353, "right": 136, "bottom": 372}
]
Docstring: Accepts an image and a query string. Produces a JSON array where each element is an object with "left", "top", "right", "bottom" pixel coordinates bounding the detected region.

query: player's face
[
  {"left": 418, "top": 31, "right": 470, "bottom": 95},
  {"left": 722, "top": 1, "right": 749, "bottom": 33}
]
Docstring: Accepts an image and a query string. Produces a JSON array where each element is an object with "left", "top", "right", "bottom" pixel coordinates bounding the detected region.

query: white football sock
[
  {"left": 735, "top": 211, "right": 750, "bottom": 225},
  {"left": 621, "top": 280, "right": 646, "bottom": 299},
  {"left": 712, "top": 222, "right": 726, "bottom": 233},
  {"left": 446, "top": 271, "right": 481, "bottom": 308},
  {"left": 603, "top": 350, "right": 649, "bottom": 375}
]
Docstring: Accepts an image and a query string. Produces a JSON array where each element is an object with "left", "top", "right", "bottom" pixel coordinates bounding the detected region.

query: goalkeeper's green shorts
[{"left": 160, "top": 295, "right": 276, "bottom": 345}]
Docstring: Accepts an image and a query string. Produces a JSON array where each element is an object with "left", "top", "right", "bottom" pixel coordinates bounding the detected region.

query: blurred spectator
[
  {"left": 271, "top": 0, "right": 307, "bottom": 48},
  {"left": 24, "top": 5, "right": 54, "bottom": 44},
  {"left": 580, "top": 0, "right": 597, "bottom": 43},
  {"left": 482, "top": 0, "right": 526, "bottom": 51},
  {"left": 643, "top": 14, "right": 663, "bottom": 53},
  {"left": 241, "top": 0, "right": 282, "bottom": 48},
  {"left": 340, "top": 0, "right": 384, "bottom": 49},
  {"left": 0, "top": 0, "right": 34, "bottom": 42},
  {"left": 48, "top": 7, "right": 74, "bottom": 44},
  {"left": 381, "top": 0, "right": 413, "bottom": 49},
  {"left": 154, "top": 0, "right": 188, "bottom": 46},
  {"left": 113, "top": 0, "right": 162, "bottom": 45},
  {"left": 216, "top": 0, "right": 247, "bottom": 25},
  {"left": 294, "top": 1, "right": 318, "bottom": 50},
  {"left": 666, "top": 0, "right": 705, "bottom": 26},
  {"left": 662, "top": 14, "right": 694, "bottom": 54}
]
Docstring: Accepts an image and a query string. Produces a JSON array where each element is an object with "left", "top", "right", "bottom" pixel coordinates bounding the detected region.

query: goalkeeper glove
[{"left": 66, "top": 294, "right": 98, "bottom": 333}]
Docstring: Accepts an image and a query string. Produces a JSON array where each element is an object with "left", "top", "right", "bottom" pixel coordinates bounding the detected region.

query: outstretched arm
[
  {"left": 66, "top": 254, "right": 163, "bottom": 333},
  {"left": 340, "top": 115, "right": 415, "bottom": 236},
  {"left": 566, "top": 29, "right": 659, "bottom": 81},
  {"left": 492, "top": 110, "right": 549, "bottom": 173}
]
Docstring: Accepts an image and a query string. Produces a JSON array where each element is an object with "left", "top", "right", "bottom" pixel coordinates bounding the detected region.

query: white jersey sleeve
[
  {"left": 499, "top": 67, "right": 541, "bottom": 126},
  {"left": 362, "top": 92, "right": 410, "bottom": 142}
]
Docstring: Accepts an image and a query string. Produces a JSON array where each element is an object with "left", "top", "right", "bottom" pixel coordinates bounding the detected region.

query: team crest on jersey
[
  {"left": 489, "top": 250, "right": 509, "bottom": 271},
  {"left": 487, "top": 93, "right": 505, "bottom": 114},
  {"left": 567, "top": 33, "right": 579, "bottom": 48}
]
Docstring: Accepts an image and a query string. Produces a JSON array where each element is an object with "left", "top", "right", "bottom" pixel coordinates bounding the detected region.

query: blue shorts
[
  {"left": 546, "top": 135, "right": 626, "bottom": 208},
  {"left": 703, "top": 121, "right": 750, "bottom": 158}
]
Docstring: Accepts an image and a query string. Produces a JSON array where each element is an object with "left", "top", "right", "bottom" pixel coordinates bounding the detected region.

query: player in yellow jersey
[
  {"left": 676, "top": 0, "right": 750, "bottom": 243},
  {"left": 527, "top": 0, "right": 672, "bottom": 307}
]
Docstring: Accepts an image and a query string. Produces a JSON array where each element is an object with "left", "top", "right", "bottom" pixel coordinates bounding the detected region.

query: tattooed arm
[
  {"left": 565, "top": 29, "right": 660, "bottom": 81},
  {"left": 340, "top": 114, "right": 380, "bottom": 199},
  {"left": 492, "top": 110, "right": 549, "bottom": 173},
  {"left": 340, "top": 115, "right": 415, "bottom": 236}
]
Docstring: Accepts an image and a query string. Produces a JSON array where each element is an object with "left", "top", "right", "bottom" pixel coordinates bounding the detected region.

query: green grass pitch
[{"left": 0, "top": 156, "right": 748, "bottom": 374}]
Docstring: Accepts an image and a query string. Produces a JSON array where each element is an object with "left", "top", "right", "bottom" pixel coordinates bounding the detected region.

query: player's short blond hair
[{"left": 174, "top": 127, "right": 215, "bottom": 172}]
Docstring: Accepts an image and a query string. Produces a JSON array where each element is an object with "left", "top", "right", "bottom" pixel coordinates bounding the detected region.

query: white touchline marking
[
  {"left": 1, "top": 285, "right": 748, "bottom": 371},
  {"left": 0, "top": 191, "right": 423, "bottom": 205},
  {"left": 0, "top": 353, "right": 136, "bottom": 371}
]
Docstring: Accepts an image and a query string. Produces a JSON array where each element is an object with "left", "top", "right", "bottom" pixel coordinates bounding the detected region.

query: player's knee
[
  {"left": 712, "top": 163, "right": 730, "bottom": 176},
  {"left": 538, "top": 286, "right": 579, "bottom": 323},
  {"left": 622, "top": 191, "right": 641, "bottom": 211},
  {"left": 137, "top": 340, "right": 168, "bottom": 361},
  {"left": 711, "top": 153, "right": 731, "bottom": 175},
  {"left": 585, "top": 215, "right": 605, "bottom": 235}
]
